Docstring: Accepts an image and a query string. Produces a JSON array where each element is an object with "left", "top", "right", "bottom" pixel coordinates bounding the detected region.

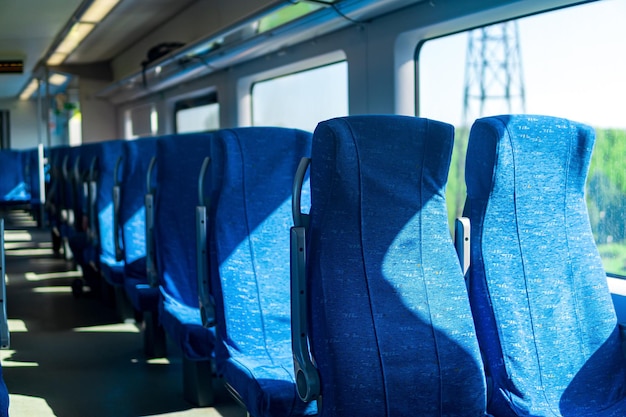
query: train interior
[{"left": 1, "top": 0, "right": 626, "bottom": 416}]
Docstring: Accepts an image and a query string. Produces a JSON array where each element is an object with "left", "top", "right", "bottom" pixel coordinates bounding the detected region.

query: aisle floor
[{"left": 1, "top": 209, "right": 246, "bottom": 417}]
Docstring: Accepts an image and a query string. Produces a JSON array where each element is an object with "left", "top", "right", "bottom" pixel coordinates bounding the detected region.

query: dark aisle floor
[{"left": 1, "top": 208, "right": 246, "bottom": 417}]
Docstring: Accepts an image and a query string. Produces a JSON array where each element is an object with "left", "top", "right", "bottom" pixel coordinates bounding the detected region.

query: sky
[{"left": 419, "top": 0, "right": 626, "bottom": 129}]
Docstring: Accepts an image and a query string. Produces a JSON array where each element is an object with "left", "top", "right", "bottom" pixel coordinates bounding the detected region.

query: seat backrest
[
  {"left": 21, "top": 148, "right": 43, "bottom": 206},
  {"left": 465, "top": 115, "right": 626, "bottom": 416},
  {"left": 47, "top": 146, "right": 69, "bottom": 214},
  {"left": 94, "top": 140, "right": 125, "bottom": 268},
  {"left": 76, "top": 142, "right": 101, "bottom": 230},
  {"left": 207, "top": 127, "right": 314, "bottom": 417},
  {"left": 0, "top": 150, "right": 29, "bottom": 203},
  {"left": 63, "top": 146, "right": 82, "bottom": 217},
  {"left": 119, "top": 137, "right": 159, "bottom": 278},
  {"left": 154, "top": 133, "right": 214, "bottom": 309},
  {"left": 306, "top": 115, "right": 486, "bottom": 416}
]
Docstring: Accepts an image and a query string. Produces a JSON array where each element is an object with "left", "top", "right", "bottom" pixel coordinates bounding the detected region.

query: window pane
[
  {"left": 176, "top": 102, "right": 220, "bottom": 134},
  {"left": 252, "top": 61, "right": 348, "bottom": 132},
  {"left": 126, "top": 104, "right": 157, "bottom": 138},
  {"left": 418, "top": 0, "right": 626, "bottom": 276}
]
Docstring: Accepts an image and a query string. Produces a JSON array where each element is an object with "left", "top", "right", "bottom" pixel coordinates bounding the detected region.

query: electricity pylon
[
  {"left": 462, "top": 21, "right": 526, "bottom": 126},
  {"left": 448, "top": 22, "right": 526, "bottom": 223}
]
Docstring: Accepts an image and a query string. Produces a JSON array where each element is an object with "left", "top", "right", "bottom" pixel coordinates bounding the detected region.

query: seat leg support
[
  {"left": 114, "top": 286, "right": 136, "bottom": 324},
  {"left": 143, "top": 310, "right": 166, "bottom": 358},
  {"left": 182, "top": 356, "right": 214, "bottom": 406}
]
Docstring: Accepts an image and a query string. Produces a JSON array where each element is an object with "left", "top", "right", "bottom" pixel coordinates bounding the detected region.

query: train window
[
  {"left": 418, "top": 0, "right": 626, "bottom": 276},
  {"left": 251, "top": 61, "right": 348, "bottom": 132},
  {"left": 68, "top": 111, "right": 81, "bottom": 146},
  {"left": 175, "top": 93, "right": 219, "bottom": 133},
  {"left": 124, "top": 104, "right": 158, "bottom": 139},
  {"left": 258, "top": 2, "right": 324, "bottom": 33}
]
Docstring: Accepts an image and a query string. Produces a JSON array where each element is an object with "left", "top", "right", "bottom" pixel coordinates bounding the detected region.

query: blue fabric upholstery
[
  {"left": 466, "top": 115, "right": 626, "bottom": 417},
  {"left": 0, "top": 366, "right": 7, "bottom": 417},
  {"left": 0, "top": 150, "right": 30, "bottom": 203},
  {"left": 67, "top": 142, "right": 101, "bottom": 270},
  {"left": 22, "top": 148, "right": 42, "bottom": 205},
  {"left": 121, "top": 137, "right": 160, "bottom": 312},
  {"left": 57, "top": 146, "right": 82, "bottom": 242},
  {"left": 307, "top": 116, "right": 486, "bottom": 416},
  {"left": 76, "top": 142, "right": 100, "bottom": 218},
  {"left": 94, "top": 140, "right": 126, "bottom": 286},
  {"left": 208, "top": 127, "right": 316, "bottom": 417},
  {"left": 45, "top": 146, "right": 69, "bottom": 232},
  {"left": 154, "top": 133, "right": 215, "bottom": 360}
]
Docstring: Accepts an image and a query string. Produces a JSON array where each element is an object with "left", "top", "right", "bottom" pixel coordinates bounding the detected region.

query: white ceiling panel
[
  {"left": 0, "top": 0, "right": 83, "bottom": 98},
  {"left": 0, "top": 0, "right": 198, "bottom": 99}
]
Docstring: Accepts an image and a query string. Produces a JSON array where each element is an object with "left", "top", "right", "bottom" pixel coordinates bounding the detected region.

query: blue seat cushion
[
  {"left": 124, "top": 277, "right": 158, "bottom": 312},
  {"left": 222, "top": 354, "right": 316, "bottom": 417},
  {"left": 123, "top": 258, "right": 155, "bottom": 312},
  {"left": 159, "top": 290, "right": 214, "bottom": 361},
  {"left": 100, "top": 262, "right": 125, "bottom": 286}
]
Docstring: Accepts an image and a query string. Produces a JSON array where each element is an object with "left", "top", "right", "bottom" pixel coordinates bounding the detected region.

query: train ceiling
[
  {"left": 0, "top": 0, "right": 195, "bottom": 100},
  {"left": 0, "top": 0, "right": 424, "bottom": 101}
]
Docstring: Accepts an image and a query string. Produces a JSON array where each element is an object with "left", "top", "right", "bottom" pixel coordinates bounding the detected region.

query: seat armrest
[
  {"left": 454, "top": 217, "right": 470, "bottom": 280},
  {"left": 0, "top": 219, "right": 9, "bottom": 349},
  {"left": 145, "top": 193, "right": 157, "bottom": 287},
  {"left": 196, "top": 156, "right": 215, "bottom": 328},
  {"left": 290, "top": 226, "right": 319, "bottom": 402},
  {"left": 37, "top": 144, "right": 46, "bottom": 205},
  {"left": 145, "top": 156, "right": 158, "bottom": 287},
  {"left": 113, "top": 185, "right": 123, "bottom": 260},
  {"left": 88, "top": 180, "right": 98, "bottom": 243},
  {"left": 196, "top": 206, "right": 215, "bottom": 327},
  {"left": 290, "top": 157, "right": 319, "bottom": 403},
  {"left": 113, "top": 156, "right": 124, "bottom": 261}
]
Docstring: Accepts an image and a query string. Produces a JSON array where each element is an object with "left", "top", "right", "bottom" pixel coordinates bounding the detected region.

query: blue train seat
[
  {"left": 0, "top": 149, "right": 30, "bottom": 204},
  {"left": 291, "top": 115, "right": 487, "bottom": 416},
  {"left": 65, "top": 140, "right": 126, "bottom": 297},
  {"left": 67, "top": 142, "right": 101, "bottom": 275},
  {"left": 49, "top": 145, "right": 80, "bottom": 260},
  {"left": 117, "top": 137, "right": 165, "bottom": 356},
  {"left": 465, "top": 115, "right": 626, "bottom": 417},
  {"left": 94, "top": 140, "right": 126, "bottom": 288},
  {"left": 22, "top": 147, "right": 44, "bottom": 205},
  {"left": 23, "top": 146, "right": 46, "bottom": 225},
  {"left": 119, "top": 138, "right": 158, "bottom": 305},
  {"left": 46, "top": 146, "right": 70, "bottom": 255},
  {"left": 154, "top": 132, "right": 216, "bottom": 405},
  {"left": 205, "top": 127, "right": 315, "bottom": 417},
  {"left": 56, "top": 145, "right": 83, "bottom": 260}
]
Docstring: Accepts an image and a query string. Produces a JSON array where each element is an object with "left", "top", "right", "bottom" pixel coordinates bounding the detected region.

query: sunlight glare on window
[{"left": 252, "top": 61, "right": 348, "bottom": 132}]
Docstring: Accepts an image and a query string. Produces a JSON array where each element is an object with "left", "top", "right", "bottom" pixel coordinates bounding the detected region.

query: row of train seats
[
  {"left": 0, "top": 146, "right": 43, "bottom": 417},
  {"left": 8, "top": 114, "right": 626, "bottom": 416}
]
